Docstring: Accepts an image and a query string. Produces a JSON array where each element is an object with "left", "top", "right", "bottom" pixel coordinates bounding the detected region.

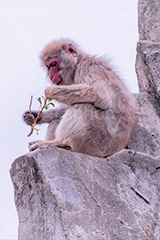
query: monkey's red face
[
  {"left": 46, "top": 59, "right": 63, "bottom": 85},
  {"left": 43, "top": 42, "right": 78, "bottom": 85}
]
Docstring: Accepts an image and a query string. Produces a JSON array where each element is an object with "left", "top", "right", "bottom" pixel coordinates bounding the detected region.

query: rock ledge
[{"left": 10, "top": 146, "right": 160, "bottom": 240}]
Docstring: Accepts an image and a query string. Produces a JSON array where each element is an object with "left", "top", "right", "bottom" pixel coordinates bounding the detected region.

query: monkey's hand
[
  {"left": 45, "top": 87, "right": 53, "bottom": 99},
  {"left": 23, "top": 111, "right": 41, "bottom": 126}
]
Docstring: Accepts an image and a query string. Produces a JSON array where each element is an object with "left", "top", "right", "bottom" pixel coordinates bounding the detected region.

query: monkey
[{"left": 23, "top": 39, "right": 135, "bottom": 157}]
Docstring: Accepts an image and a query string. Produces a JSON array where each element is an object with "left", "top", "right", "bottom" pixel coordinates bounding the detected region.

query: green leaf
[
  {"left": 47, "top": 97, "right": 51, "bottom": 101},
  {"left": 44, "top": 104, "right": 48, "bottom": 110},
  {"left": 37, "top": 97, "right": 42, "bottom": 104},
  {"left": 49, "top": 102, "right": 55, "bottom": 107}
]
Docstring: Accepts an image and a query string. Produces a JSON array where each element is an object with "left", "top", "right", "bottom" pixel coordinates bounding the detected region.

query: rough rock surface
[
  {"left": 128, "top": 92, "right": 160, "bottom": 156},
  {"left": 10, "top": 146, "right": 160, "bottom": 240},
  {"left": 128, "top": 0, "right": 160, "bottom": 156},
  {"left": 138, "top": 0, "right": 160, "bottom": 42},
  {"left": 136, "top": 41, "right": 160, "bottom": 95}
]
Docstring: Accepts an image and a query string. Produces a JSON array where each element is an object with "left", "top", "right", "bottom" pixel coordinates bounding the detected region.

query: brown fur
[{"left": 23, "top": 39, "right": 135, "bottom": 157}]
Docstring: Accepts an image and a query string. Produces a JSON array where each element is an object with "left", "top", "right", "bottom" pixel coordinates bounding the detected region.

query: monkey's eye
[
  {"left": 51, "top": 62, "right": 57, "bottom": 66},
  {"left": 68, "top": 47, "right": 74, "bottom": 53},
  {"left": 46, "top": 61, "right": 57, "bottom": 69}
]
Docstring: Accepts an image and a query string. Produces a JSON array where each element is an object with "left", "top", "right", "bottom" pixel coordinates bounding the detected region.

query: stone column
[
  {"left": 136, "top": 0, "right": 160, "bottom": 96},
  {"left": 128, "top": 0, "right": 160, "bottom": 155}
]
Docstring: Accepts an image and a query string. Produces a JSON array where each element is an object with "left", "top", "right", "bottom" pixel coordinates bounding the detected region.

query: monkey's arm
[
  {"left": 23, "top": 107, "right": 67, "bottom": 125},
  {"left": 39, "top": 107, "right": 67, "bottom": 123},
  {"left": 45, "top": 84, "right": 98, "bottom": 105}
]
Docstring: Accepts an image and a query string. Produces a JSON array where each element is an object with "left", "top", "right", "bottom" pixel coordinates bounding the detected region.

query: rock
[
  {"left": 10, "top": 146, "right": 160, "bottom": 240},
  {"left": 128, "top": 0, "right": 160, "bottom": 156},
  {"left": 136, "top": 41, "right": 160, "bottom": 96},
  {"left": 136, "top": 0, "right": 160, "bottom": 96},
  {"left": 138, "top": 0, "right": 160, "bottom": 42},
  {"left": 128, "top": 92, "right": 160, "bottom": 156}
]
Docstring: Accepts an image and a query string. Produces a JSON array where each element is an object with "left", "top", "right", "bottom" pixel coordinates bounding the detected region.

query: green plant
[{"left": 28, "top": 95, "right": 55, "bottom": 137}]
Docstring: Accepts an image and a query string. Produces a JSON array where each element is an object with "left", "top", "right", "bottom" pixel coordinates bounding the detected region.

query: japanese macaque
[{"left": 23, "top": 39, "right": 135, "bottom": 157}]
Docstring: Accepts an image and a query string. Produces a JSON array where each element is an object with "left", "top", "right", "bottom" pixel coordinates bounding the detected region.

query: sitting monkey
[{"left": 23, "top": 39, "right": 135, "bottom": 157}]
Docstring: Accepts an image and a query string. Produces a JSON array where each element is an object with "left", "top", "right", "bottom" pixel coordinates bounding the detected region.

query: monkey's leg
[
  {"left": 29, "top": 140, "right": 71, "bottom": 152},
  {"left": 40, "top": 107, "right": 67, "bottom": 123}
]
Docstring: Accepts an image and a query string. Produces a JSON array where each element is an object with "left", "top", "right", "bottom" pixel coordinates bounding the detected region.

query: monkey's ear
[{"left": 65, "top": 44, "right": 77, "bottom": 55}]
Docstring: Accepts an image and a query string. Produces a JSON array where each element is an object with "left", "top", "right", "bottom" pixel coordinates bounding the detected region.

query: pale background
[{"left": 0, "top": 0, "right": 138, "bottom": 239}]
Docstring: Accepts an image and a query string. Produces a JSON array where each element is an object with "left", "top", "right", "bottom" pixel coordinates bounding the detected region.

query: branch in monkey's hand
[{"left": 27, "top": 95, "right": 55, "bottom": 137}]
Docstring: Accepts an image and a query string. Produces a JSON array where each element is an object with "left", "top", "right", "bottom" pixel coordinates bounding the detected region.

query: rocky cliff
[
  {"left": 10, "top": 147, "right": 160, "bottom": 240},
  {"left": 11, "top": 0, "right": 160, "bottom": 239}
]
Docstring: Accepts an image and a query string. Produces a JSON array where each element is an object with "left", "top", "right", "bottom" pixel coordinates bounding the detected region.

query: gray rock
[
  {"left": 128, "top": 92, "right": 160, "bottom": 156},
  {"left": 138, "top": 0, "right": 160, "bottom": 42},
  {"left": 128, "top": 0, "right": 160, "bottom": 156},
  {"left": 10, "top": 146, "right": 160, "bottom": 240},
  {"left": 136, "top": 41, "right": 160, "bottom": 96},
  {"left": 136, "top": 0, "right": 160, "bottom": 96}
]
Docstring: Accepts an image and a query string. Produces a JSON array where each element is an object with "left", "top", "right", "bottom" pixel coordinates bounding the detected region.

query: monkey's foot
[
  {"left": 28, "top": 140, "right": 42, "bottom": 147},
  {"left": 28, "top": 141, "right": 42, "bottom": 151},
  {"left": 29, "top": 141, "right": 45, "bottom": 152},
  {"left": 29, "top": 140, "right": 71, "bottom": 152}
]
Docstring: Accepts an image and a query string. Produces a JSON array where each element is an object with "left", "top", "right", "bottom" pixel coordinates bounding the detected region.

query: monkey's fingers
[
  {"left": 29, "top": 141, "right": 42, "bottom": 151},
  {"left": 29, "top": 143, "right": 39, "bottom": 152},
  {"left": 45, "top": 87, "right": 53, "bottom": 100},
  {"left": 28, "top": 141, "right": 42, "bottom": 147},
  {"left": 23, "top": 111, "right": 38, "bottom": 125}
]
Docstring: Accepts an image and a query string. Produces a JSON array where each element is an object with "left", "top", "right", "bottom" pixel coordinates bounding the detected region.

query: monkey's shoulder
[{"left": 77, "top": 55, "right": 114, "bottom": 81}]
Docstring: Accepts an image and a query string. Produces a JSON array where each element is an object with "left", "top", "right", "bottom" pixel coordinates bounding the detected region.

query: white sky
[{"left": 0, "top": 0, "right": 138, "bottom": 239}]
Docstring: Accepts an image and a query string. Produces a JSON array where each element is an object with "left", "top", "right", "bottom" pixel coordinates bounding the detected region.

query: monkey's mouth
[
  {"left": 57, "top": 77, "right": 63, "bottom": 85},
  {"left": 50, "top": 75, "right": 63, "bottom": 85}
]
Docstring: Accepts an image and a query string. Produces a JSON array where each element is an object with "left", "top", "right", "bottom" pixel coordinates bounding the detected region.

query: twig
[
  {"left": 29, "top": 95, "right": 33, "bottom": 114},
  {"left": 27, "top": 97, "right": 48, "bottom": 137}
]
